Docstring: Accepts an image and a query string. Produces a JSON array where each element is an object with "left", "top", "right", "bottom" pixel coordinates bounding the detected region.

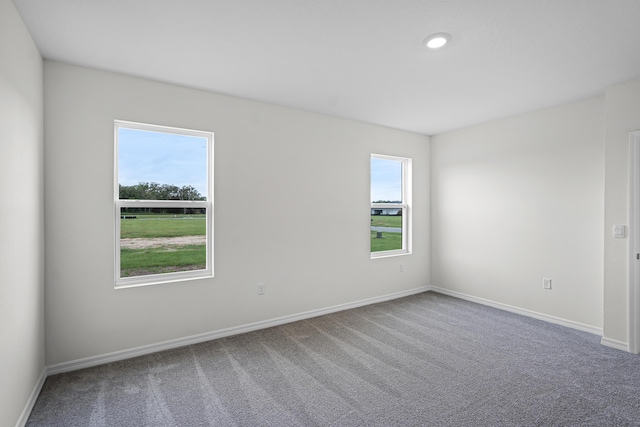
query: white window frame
[
  {"left": 370, "top": 153, "right": 412, "bottom": 258},
  {"left": 114, "top": 120, "right": 214, "bottom": 288}
]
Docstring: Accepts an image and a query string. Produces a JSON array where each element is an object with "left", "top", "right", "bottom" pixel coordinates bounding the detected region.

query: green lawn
[
  {"left": 371, "top": 215, "right": 403, "bottom": 252},
  {"left": 120, "top": 214, "right": 402, "bottom": 276},
  {"left": 370, "top": 215, "right": 402, "bottom": 228},
  {"left": 120, "top": 215, "right": 205, "bottom": 238},
  {"left": 121, "top": 245, "right": 206, "bottom": 277},
  {"left": 120, "top": 214, "right": 206, "bottom": 276},
  {"left": 370, "top": 231, "right": 403, "bottom": 252}
]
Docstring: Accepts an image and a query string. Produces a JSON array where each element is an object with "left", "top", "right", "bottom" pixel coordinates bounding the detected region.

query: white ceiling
[{"left": 13, "top": 0, "right": 640, "bottom": 135}]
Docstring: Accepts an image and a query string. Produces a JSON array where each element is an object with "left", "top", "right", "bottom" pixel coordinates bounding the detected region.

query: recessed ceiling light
[{"left": 424, "top": 32, "right": 451, "bottom": 49}]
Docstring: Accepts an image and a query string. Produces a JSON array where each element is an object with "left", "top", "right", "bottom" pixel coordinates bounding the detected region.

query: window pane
[
  {"left": 371, "top": 154, "right": 409, "bottom": 256},
  {"left": 119, "top": 207, "right": 206, "bottom": 278},
  {"left": 370, "top": 209, "right": 403, "bottom": 252},
  {"left": 118, "top": 127, "right": 208, "bottom": 200},
  {"left": 371, "top": 157, "right": 402, "bottom": 203}
]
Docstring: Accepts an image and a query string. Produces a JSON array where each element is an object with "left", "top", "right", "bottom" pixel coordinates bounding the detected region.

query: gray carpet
[{"left": 27, "top": 292, "right": 640, "bottom": 426}]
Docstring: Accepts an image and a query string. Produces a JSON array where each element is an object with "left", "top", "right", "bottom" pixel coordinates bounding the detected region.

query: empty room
[{"left": 3, "top": 0, "right": 640, "bottom": 425}]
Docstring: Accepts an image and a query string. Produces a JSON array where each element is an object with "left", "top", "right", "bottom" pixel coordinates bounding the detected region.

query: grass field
[
  {"left": 120, "top": 214, "right": 206, "bottom": 277},
  {"left": 120, "top": 214, "right": 402, "bottom": 276},
  {"left": 120, "top": 245, "right": 206, "bottom": 277},
  {"left": 120, "top": 214, "right": 205, "bottom": 238},
  {"left": 370, "top": 215, "right": 402, "bottom": 228},
  {"left": 370, "top": 215, "right": 402, "bottom": 252},
  {"left": 370, "top": 231, "right": 403, "bottom": 252}
]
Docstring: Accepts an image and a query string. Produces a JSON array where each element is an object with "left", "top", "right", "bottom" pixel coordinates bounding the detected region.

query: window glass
[
  {"left": 371, "top": 157, "right": 402, "bottom": 203},
  {"left": 118, "top": 128, "right": 208, "bottom": 200},
  {"left": 119, "top": 207, "right": 207, "bottom": 278},
  {"left": 115, "top": 121, "right": 213, "bottom": 287},
  {"left": 371, "top": 154, "right": 410, "bottom": 257}
]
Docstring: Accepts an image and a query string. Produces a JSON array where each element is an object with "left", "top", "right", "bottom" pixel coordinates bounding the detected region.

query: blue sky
[
  {"left": 118, "top": 128, "right": 208, "bottom": 197},
  {"left": 371, "top": 157, "right": 402, "bottom": 202}
]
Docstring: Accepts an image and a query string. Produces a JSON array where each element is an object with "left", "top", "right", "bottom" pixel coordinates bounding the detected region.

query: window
[
  {"left": 115, "top": 121, "right": 213, "bottom": 287},
  {"left": 371, "top": 154, "right": 411, "bottom": 257}
]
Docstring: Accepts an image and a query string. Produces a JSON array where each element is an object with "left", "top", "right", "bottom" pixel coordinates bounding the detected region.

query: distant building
[{"left": 371, "top": 208, "right": 401, "bottom": 216}]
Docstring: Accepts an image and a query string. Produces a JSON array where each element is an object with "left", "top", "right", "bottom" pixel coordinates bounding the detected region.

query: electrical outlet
[
  {"left": 400, "top": 263, "right": 405, "bottom": 273},
  {"left": 257, "top": 283, "right": 265, "bottom": 295},
  {"left": 543, "top": 278, "right": 552, "bottom": 290}
]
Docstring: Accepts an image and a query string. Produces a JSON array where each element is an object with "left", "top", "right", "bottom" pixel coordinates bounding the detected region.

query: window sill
[
  {"left": 115, "top": 270, "right": 213, "bottom": 289},
  {"left": 371, "top": 250, "right": 411, "bottom": 259}
]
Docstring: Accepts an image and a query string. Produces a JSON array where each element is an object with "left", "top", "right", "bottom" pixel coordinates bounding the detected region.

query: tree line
[{"left": 119, "top": 182, "right": 205, "bottom": 201}]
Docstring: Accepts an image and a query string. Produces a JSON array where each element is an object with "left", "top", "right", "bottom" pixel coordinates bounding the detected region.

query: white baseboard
[
  {"left": 15, "top": 367, "right": 47, "bottom": 427},
  {"left": 47, "top": 286, "right": 430, "bottom": 375},
  {"left": 430, "top": 286, "right": 603, "bottom": 336},
  {"left": 600, "top": 336, "right": 630, "bottom": 352}
]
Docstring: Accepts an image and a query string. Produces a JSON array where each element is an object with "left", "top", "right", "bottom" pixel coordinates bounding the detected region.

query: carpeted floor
[{"left": 27, "top": 292, "right": 640, "bottom": 426}]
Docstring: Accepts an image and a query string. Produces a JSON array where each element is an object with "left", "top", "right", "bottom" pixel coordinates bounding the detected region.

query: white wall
[
  {"left": 431, "top": 97, "right": 605, "bottom": 330},
  {"left": 603, "top": 78, "right": 640, "bottom": 344},
  {"left": 43, "top": 61, "right": 430, "bottom": 366},
  {"left": 0, "top": 0, "right": 45, "bottom": 425}
]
